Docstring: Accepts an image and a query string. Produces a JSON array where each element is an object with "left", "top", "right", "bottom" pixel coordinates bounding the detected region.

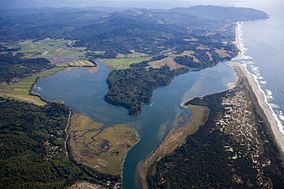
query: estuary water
[
  {"left": 33, "top": 61, "right": 236, "bottom": 188},
  {"left": 31, "top": 1, "right": 284, "bottom": 187}
]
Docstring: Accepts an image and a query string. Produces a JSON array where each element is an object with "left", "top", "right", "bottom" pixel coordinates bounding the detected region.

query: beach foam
[
  {"left": 279, "top": 111, "right": 284, "bottom": 121},
  {"left": 243, "top": 64, "right": 284, "bottom": 134},
  {"left": 234, "top": 22, "right": 284, "bottom": 135},
  {"left": 260, "top": 80, "right": 266, "bottom": 84}
]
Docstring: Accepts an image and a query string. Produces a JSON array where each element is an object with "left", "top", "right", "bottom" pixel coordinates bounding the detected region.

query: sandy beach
[{"left": 231, "top": 22, "right": 284, "bottom": 158}]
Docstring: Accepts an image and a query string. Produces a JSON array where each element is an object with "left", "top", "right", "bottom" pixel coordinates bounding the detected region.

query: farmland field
[
  {"left": 0, "top": 67, "right": 65, "bottom": 106},
  {"left": 18, "top": 39, "right": 87, "bottom": 65},
  {"left": 64, "top": 60, "right": 95, "bottom": 67},
  {"left": 99, "top": 53, "right": 151, "bottom": 69}
]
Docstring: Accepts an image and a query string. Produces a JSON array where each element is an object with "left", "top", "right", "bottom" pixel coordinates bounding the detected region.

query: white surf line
[{"left": 233, "top": 21, "right": 284, "bottom": 135}]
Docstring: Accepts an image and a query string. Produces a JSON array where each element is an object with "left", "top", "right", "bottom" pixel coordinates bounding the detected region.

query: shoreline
[
  {"left": 232, "top": 63, "right": 284, "bottom": 158},
  {"left": 68, "top": 112, "right": 139, "bottom": 187},
  {"left": 138, "top": 105, "right": 209, "bottom": 189},
  {"left": 231, "top": 22, "right": 284, "bottom": 158},
  {"left": 121, "top": 131, "right": 141, "bottom": 187},
  {"left": 136, "top": 21, "right": 284, "bottom": 188}
]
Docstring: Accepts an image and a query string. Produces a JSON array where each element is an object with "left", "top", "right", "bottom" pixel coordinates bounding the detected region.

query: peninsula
[
  {"left": 143, "top": 65, "right": 284, "bottom": 188},
  {"left": 141, "top": 21, "right": 284, "bottom": 188},
  {"left": 103, "top": 6, "right": 267, "bottom": 115}
]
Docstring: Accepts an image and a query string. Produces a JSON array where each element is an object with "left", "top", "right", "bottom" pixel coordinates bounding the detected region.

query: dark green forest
[
  {"left": 0, "top": 6, "right": 267, "bottom": 58},
  {"left": 105, "top": 66, "right": 189, "bottom": 115},
  {"left": 0, "top": 98, "right": 121, "bottom": 188},
  {"left": 0, "top": 45, "right": 52, "bottom": 83},
  {"left": 0, "top": 5, "right": 270, "bottom": 188},
  {"left": 0, "top": 98, "right": 85, "bottom": 188},
  {"left": 0, "top": 6, "right": 267, "bottom": 114}
]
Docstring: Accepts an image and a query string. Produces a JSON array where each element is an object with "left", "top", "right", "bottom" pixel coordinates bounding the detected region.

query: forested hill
[
  {"left": 0, "top": 98, "right": 120, "bottom": 188},
  {"left": 170, "top": 5, "right": 269, "bottom": 22},
  {"left": 0, "top": 6, "right": 268, "bottom": 58},
  {"left": 0, "top": 5, "right": 268, "bottom": 115}
]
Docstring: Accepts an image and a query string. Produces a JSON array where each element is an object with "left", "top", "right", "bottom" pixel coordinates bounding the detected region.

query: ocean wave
[
  {"left": 279, "top": 111, "right": 284, "bottom": 121},
  {"left": 251, "top": 66, "right": 259, "bottom": 72},
  {"left": 265, "top": 89, "right": 276, "bottom": 100},
  {"left": 270, "top": 103, "right": 280, "bottom": 109},
  {"left": 279, "top": 115, "right": 284, "bottom": 121},
  {"left": 235, "top": 22, "right": 284, "bottom": 134},
  {"left": 242, "top": 55, "right": 252, "bottom": 60},
  {"left": 265, "top": 89, "right": 273, "bottom": 96},
  {"left": 243, "top": 60, "right": 284, "bottom": 134}
]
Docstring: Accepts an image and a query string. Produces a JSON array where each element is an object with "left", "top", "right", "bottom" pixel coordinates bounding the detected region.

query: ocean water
[{"left": 235, "top": 0, "right": 284, "bottom": 134}]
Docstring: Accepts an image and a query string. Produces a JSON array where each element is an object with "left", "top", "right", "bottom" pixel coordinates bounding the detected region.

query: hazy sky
[
  {"left": 0, "top": 0, "right": 236, "bottom": 9},
  {"left": 1, "top": 0, "right": 281, "bottom": 11}
]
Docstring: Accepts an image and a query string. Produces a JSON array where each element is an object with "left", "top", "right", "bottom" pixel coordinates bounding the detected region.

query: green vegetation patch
[
  {"left": 18, "top": 39, "right": 87, "bottom": 65},
  {"left": 0, "top": 45, "right": 53, "bottom": 83},
  {"left": 105, "top": 66, "right": 189, "bottom": 115},
  {"left": 0, "top": 66, "right": 65, "bottom": 106},
  {"left": 65, "top": 60, "right": 96, "bottom": 67},
  {"left": 99, "top": 53, "right": 152, "bottom": 69},
  {"left": 69, "top": 113, "right": 139, "bottom": 176}
]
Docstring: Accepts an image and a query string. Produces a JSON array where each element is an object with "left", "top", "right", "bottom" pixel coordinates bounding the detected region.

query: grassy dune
[
  {"left": 69, "top": 113, "right": 139, "bottom": 176},
  {"left": 139, "top": 104, "right": 209, "bottom": 189},
  {"left": 0, "top": 67, "right": 65, "bottom": 106}
]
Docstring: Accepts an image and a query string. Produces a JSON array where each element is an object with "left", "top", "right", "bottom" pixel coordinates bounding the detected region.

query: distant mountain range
[{"left": 0, "top": 6, "right": 268, "bottom": 58}]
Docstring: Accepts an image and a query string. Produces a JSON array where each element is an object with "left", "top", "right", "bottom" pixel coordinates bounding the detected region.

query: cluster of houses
[{"left": 44, "top": 135, "right": 62, "bottom": 159}]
